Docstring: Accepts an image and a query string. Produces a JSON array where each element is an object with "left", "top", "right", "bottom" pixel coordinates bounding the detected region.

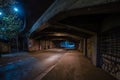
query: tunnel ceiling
[
  {"left": 37, "top": 25, "right": 92, "bottom": 36},
  {"left": 29, "top": 0, "right": 120, "bottom": 34},
  {"left": 30, "top": 23, "right": 93, "bottom": 41},
  {"left": 50, "top": 2, "right": 120, "bottom": 32},
  {"left": 59, "top": 14, "right": 109, "bottom": 32},
  {"left": 28, "top": 1, "right": 120, "bottom": 41},
  {"left": 30, "top": 14, "right": 112, "bottom": 40},
  {"left": 35, "top": 35, "right": 81, "bottom": 42}
]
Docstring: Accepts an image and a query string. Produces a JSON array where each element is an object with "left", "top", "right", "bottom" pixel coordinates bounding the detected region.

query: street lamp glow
[
  {"left": 1, "top": 27, "right": 5, "bottom": 31},
  {"left": 14, "top": 7, "right": 18, "bottom": 12},
  {"left": 0, "top": 12, "right": 2, "bottom": 15}
]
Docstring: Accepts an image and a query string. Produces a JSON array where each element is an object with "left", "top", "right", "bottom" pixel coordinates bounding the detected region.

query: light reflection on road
[
  {"left": 44, "top": 54, "right": 62, "bottom": 62},
  {"left": 0, "top": 49, "right": 66, "bottom": 80}
]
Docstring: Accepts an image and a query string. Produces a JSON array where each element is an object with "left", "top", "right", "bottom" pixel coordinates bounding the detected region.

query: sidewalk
[
  {"left": 41, "top": 50, "right": 117, "bottom": 80},
  {"left": 0, "top": 52, "right": 29, "bottom": 66}
]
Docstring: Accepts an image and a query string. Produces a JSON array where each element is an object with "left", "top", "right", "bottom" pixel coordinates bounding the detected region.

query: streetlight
[
  {"left": 1, "top": 27, "right": 5, "bottom": 31},
  {"left": 0, "top": 12, "right": 2, "bottom": 16},
  {"left": 13, "top": 7, "right": 19, "bottom": 12}
]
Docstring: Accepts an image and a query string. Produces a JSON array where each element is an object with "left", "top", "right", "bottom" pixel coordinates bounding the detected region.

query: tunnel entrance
[
  {"left": 60, "top": 41, "right": 75, "bottom": 49},
  {"left": 52, "top": 40, "right": 76, "bottom": 49}
]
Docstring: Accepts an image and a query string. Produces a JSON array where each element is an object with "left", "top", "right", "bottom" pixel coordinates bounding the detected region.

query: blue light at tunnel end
[{"left": 60, "top": 41, "right": 76, "bottom": 49}]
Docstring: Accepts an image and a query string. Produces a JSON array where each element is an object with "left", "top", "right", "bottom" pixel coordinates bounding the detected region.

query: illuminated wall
[{"left": 87, "top": 36, "right": 97, "bottom": 66}]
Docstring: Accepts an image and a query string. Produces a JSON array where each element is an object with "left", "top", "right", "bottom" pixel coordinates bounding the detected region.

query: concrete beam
[
  {"left": 35, "top": 32, "right": 82, "bottom": 40},
  {"left": 29, "top": 0, "right": 118, "bottom": 35},
  {"left": 52, "top": 2, "right": 120, "bottom": 22},
  {"left": 29, "top": 0, "right": 77, "bottom": 35},
  {"left": 52, "top": 23, "right": 96, "bottom": 35},
  {"left": 30, "top": 22, "right": 95, "bottom": 38}
]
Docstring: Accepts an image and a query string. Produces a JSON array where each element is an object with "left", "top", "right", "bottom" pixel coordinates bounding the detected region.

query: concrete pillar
[
  {"left": 96, "top": 35, "right": 102, "bottom": 67},
  {"left": 46, "top": 40, "right": 48, "bottom": 49},
  {"left": 45, "top": 40, "right": 47, "bottom": 49},
  {"left": 78, "top": 40, "right": 84, "bottom": 52},
  {"left": 43, "top": 41, "right": 46, "bottom": 50},
  {"left": 81, "top": 39, "right": 84, "bottom": 53},
  {"left": 50, "top": 41, "right": 53, "bottom": 48},
  {"left": 92, "top": 35, "right": 97, "bottom": 66},
  {"left": 83, "top": 38, "right": 87, "bottom": 57},
  {"left": 47, "top": 40, "right": 50, "bottom": 49}
]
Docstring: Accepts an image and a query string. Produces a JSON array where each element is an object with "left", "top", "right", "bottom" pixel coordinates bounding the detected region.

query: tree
[
  {"left": 0, "top": 0, "right": 24, "bottom": 39},
  {"left": 0, "top": 0, "right": 25, "bottom": 57}
]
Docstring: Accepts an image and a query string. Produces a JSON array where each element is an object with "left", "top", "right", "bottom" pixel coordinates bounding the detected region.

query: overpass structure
[{"left": 0, "top": 0, "right": 120, "bottom": 80}]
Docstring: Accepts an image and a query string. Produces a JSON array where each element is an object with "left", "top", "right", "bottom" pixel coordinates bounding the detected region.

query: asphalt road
[
  {"left": 0, "top": 49, "right": 67, "bottom": 80},
  {"left": 0, "top": 49, "right": 117, "bottom": 80},
  {"left": 41, "top": 50, "right": 117, "bottom": 80}
]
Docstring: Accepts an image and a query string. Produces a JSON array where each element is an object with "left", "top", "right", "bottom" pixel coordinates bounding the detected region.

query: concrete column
[
  {"left": 78, "top": 40, "right": 83, "bottom": 52},
  {"left": 47, "top": 40, "right": 50, "bottom": 49},
  {"left": 92, "top": 35, "right": 97, "bottom": 66},
  {"left": 45, "top": 40, "right": 47, "bottom": 49},
  {"left": 96, "top": 35, "right": 102, "bottom": 67},
  {"left": 84, "top": 38, "right": 87, "bottom": 57},
  {"left": 47, "top": 40, "right": 49, "bottom": 49},
  {"left": 50, "top": 41, "right": 53, "bottom": 48},
  {"left": 81, "top": 39, "right": 84, "bottom": 53},
  {"left": 43, "top": 40, "right": 46, "bottom": 50}
]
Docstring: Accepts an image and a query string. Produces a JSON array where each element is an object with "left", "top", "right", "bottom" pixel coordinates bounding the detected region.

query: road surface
[{"left": 0, "top": 49, "right": 66, "bottom": 80}]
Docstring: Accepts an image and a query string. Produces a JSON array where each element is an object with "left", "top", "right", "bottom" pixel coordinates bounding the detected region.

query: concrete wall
[
  {"left": 102, "top": 15, "right": 120, "bottom": 32},
  {"left": 28, "top": 39, "right": 55, "bottom": 51},
  {"left": 28, "top": 39, "right": 39, "bottom": 51},
  {"left": 84, "top": 15, "right": 120, "bottom": 67},
  {"left": 87, "top": 37, "right": 94, "bottom": 59},
  {"left": 87, "top": 36, "right": 97, "bottom": 66},
  {"left": 100, "top": 15, "right": 120, "bottom": 79},
  {"left": 81, "top": 15, "right": 120, "bottom": 79},
  {"left": 78, "top": 39, "right": 84, "bottom": 52},
  {"left": 77, "top": 36, "right": 97, "bottom": 66},
  {"left": 0, "top": 42, "right": 11, "bottom": 53},
  {"left": 39, "top": 40, "right": 55, "bottom": 50}
]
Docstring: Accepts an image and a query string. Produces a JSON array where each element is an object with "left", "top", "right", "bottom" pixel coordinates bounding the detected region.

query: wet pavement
[
  {"left": 0, "top": 49, "right": 66, "bottom": 80},
  {"left": 42, "top": 50, "right": 117, "bottom": 80}
]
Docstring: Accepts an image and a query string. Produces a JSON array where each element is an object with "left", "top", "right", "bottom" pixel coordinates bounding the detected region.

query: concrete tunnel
[{"left": 0, "top": 0, "right": 120, "bottom": 80}]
